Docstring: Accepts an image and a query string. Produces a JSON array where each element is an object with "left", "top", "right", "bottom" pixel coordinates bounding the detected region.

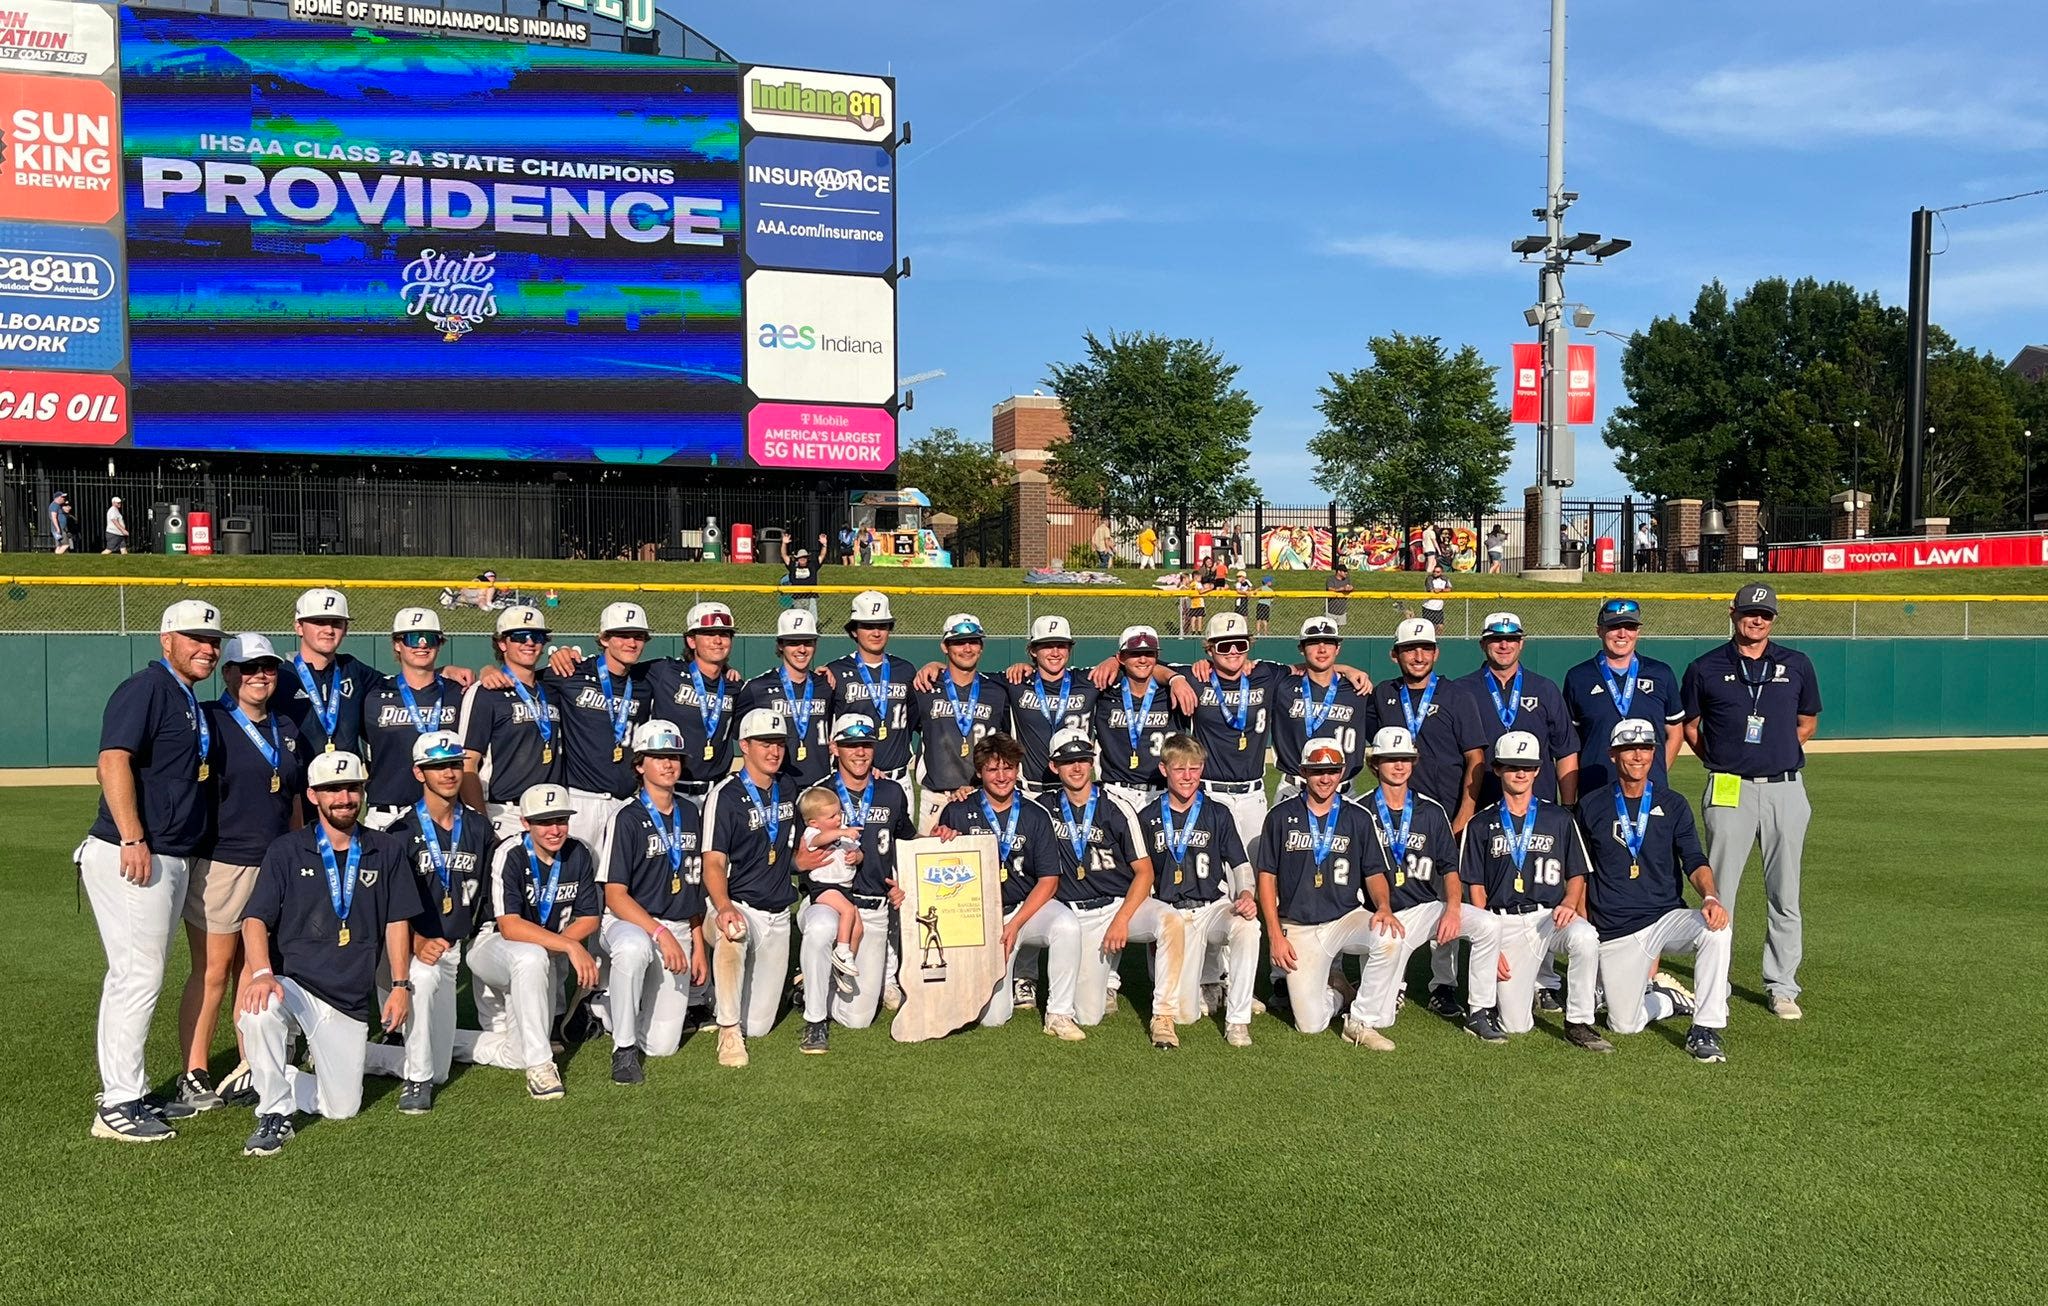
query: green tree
[
  {"left": 895, "top": 426, "right": 1010, "bottom": 521},
  {"left": 1042, "top": 330, "right": 1259, "bottom": 526},
  {"left": 1308, "top": 333, "right": 1514, "bottom": 529}
]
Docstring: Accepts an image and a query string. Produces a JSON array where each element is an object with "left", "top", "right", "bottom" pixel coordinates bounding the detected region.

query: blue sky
[{"left": 711, "top": 0, "right": 2047, "bottom": 502}]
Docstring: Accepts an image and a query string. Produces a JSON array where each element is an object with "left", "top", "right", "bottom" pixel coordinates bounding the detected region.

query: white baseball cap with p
[
  {"left": 307, "top": 750, "right": 368, "bottom": 789},
  {"left": 738, "top": 707, "right": 787, "bottom": 741},
  {"left": 1298, "top": 615, "right": 1342, "bottom": 644},
  {"left": 520, "top": 784, "right": 574, "bottom": 821},
  {"left": 1300, "top": 737, "right": 1348, "bottom": 771},
  {"left": 631, "top": 720, "right": 689, "bottom": 756},
  {"left": 777, "top": 608, "right": 819, "bottom": 641},
  {"left": 1609, "top": 718, "right": 1659, "bottom": 749},
  {"left": 600, "top": 602, "right": 651, "bottom": 636},
  {"left": 1370, "top": 726, "right": 1418, "bottom": 760},
  {"left": 847, "top": 590, "right": 894, "bottom": 627},
  {"left": 1204, "top": 611, "right": 1250, "bottom": 642},
  {"left": 294, "top": 587, "right": 350, "bottom": 621},
  {"left": 160, "top": 599, "right": 223, "bottom": 638},
  {"left": 1392, "top": 617, "right": 1437, "bottom": 648},
  {"left": 1028, "top": 614, "right": 1074, "bottom": 646},
  {"left": 686, "top": 602, "right": 735, "bottom": 635},
  {"left": 392, "top": 606, "right": 442, "bottom": 636},
  {"left": 1493, "top": 731, "right": 1542, "bottom": 766},
  {"left": 1048, "top": 725, "right": 1096, "bottom": 763},
  {"left": 495, "top": 605, "right": 547, "bottom": 636},
  {"left": 412, "top": 730, "right": 467, "bottom": 766},
  {"left": 1118, "top": 625, "right": 1161, "bottom": 655}
]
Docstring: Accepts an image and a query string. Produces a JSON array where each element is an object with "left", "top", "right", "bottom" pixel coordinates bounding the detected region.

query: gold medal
[
  {"left": 325, "top": 741, "right": 336, "bottom": 753},
  {"left": 1313, "top": 872, "right": 1324, "bottom": 889},
  {"left": 703, "top": 743, "right": 715, "bottom": 761},
  {"left": 442, "top": 894, "right": 454, "bottom": 914},
  {"left": 960, "top": 739, "right": 971, "bottom": 758},
  {"left": 1173, "top": 869, "right": 1184, "bottom": 886},
  {"left": 1130, "top": 752, "right": 1140, "bottom": 768},
  {"left": 1629, "top": 862, "right": 1640, "bottom": 880},
  {"left": 877, "top": 725, "right": 889, "bottom": 740},
  {"left": 1395, "top": 870, "right": 1406, "bottom": 887},
  {"left": 1514, "top": 876, "right": 1525, "bottom": 893},
  {"left": 1238, "top": 733, "right": 1248, "bottom": 751},
  {"left": 671, "top": 873, "right": 682, "bottom": 895},
  {"left": 541, "top": 744, "right": 553, "bottom": 765},
  {"left": 269, "top": 773, "right": 281, "bottom": 794},
  {"left": 196, "top": 762, "right": 210, "bottom": 782},
  {"left": 614, "top": 745, "right": 624, "bottom": 763},
  {"left": 768, "top": 849, "right": 778, "bottom": 866},
  {"left": 796, "top": 744, "right": 807, "bottom": 761},
  {"left": 337, "top": 925, "right": 351, "bottom": 947}
]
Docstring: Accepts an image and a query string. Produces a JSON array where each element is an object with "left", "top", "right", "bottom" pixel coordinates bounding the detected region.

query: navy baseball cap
[{"left": 1598, "top": 597, "right": 1643, "bottom": 629}]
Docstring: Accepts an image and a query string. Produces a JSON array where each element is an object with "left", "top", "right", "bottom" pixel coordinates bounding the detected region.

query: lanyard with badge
[
  {"left": 1737, "top": 653, "right": 1772, "bottom": 745},
  {"left": 1487, "top": 668, "right": 1525, "bottom": 730},
  {"left": 162, "top": 659, "right": 212, "bottom": 781},
  {"left": 1374, "top": 788, "right": 1413, "bottom": 887},
  {"left": 318, "top": 825, "right": 363, "bottom": 946},
  {"left": 1120, "top": 678, "right": 1157, "bottom": 770},
  {"left": 742, "top": 773, "right": 781, "bottom": 866},
  {"left": 416, "top": 800, "right": 463, "bottom": 914},
  {"left": 1614, "top": 783, "right": 1652, "bottom": 880},
  {"left": 854, "top": 658, "right": 893, "bottom": 740},
  {"left": 598, "top": 662, "right": 634, "bottom": 762},
  {"left": 523, "top": 835, "right": 565, "bottom": 927},
  {"left": 294, "top": 655, "right": 342, "bottom": 752},
  {"left": 1208, "top": 670, "right": 1250, "bottom": 751},
  {"left": 779, "top": 666, "right": 816, "bottom": 761},
  {"left": 1500, "top": 800, "right": 1537, "bottom": 896},
  {"left": 1600, "top": 654, "right": 1639, "bottom": 718},
  {"left": 397, "top": 675, "right": 446, "bottom": 738},
  {"left": 943, "top": 673, "right": 982, "bottom": 757},
  {"left": 1059, "top": 792, "right": 1098, "bottom": 879},
  {"left": 1398, "top": 673, "right": 1438, "bottom": 739},
  {"left": 225, "top": 699, "right": 283, "bottom": 793},
  {"left": 640, "top": 790, "right": 687, "bottom": 896},
  {"left": 1157, "top": 793, "right": 1204, "bottom": 887},
  {"left": 503, "top": 669, "right": 554, "bottom": 764},
  {"left": 981, "top": 793, "right": 1020, "bottom": 872},
  {"left": 1306, "top": 800, "right": 1339, "bottom": 890},
  {"left": 689, "top": 664, "right": 725, "bottom": 761}
]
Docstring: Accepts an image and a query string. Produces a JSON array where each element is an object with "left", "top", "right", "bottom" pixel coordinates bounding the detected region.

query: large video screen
[{"left": 120, "top": 10, "right": 745, "bottom": 464}]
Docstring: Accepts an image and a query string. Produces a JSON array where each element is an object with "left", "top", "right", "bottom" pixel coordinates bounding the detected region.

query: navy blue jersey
[
  {"left": 705, "top": 774, "right": 800, "bottom": 911},
  {"left": 803, "top": 773, "right": 916, "bottom": 898},
  {"left": 1033, "top": 788, "right": 1148, "bottom": 901},
  {"left": 458, "top": 677, "right": 566, "bottom": 802},
  {"left": 604, "top": 792, "right": 707, "bottom": 923},
  {"left": 1273, "top": 669, "right": 1371, "bottom": 781},
  {"left": 1256, "top": 794, "right": 1386, "bottom": 925},
  {"left": 736, "top": 666, "right": 834, "bottom": 788},
  {"left": 1576, "top": 782, "right": 1707, "bottom": 942},
  {"left": 1171, "top": 660, "right": 1289, "bottom": 782},
  {"left": 1092, "top": 676, "right": 1184, "bottom": 787},
  {"left": 544, "top": 656, "right": 653, "bottom": 797},
  {"left": 644, "top": 658, "right": 741, "bottom": 784},
  {"left": 824, "top": 653, "right": 918, "bottom": 773},
  {"left": 911, "top": 671, "right": 1012, "bottom": 792},
  {"left": 1007, "top": 671, "right": 1100, "bottom": 784},
  {"left": 1680, "top": 641, "right": 1822, "bottom": 776},
  {"left": 202, "top": 701, "right": 306, "bottom": 863},
  {"left": 1457, "top": 799, "right": 1591, "bottom": 912},
  {"left": 246, "top": 824, "right": 421, "bottom": 1023},
  {"left": 1562, "top": 653, "right": 1684, "bottom": 794},
  {"left": 359, "top": 674, "right": 462, "bottom": 807},
  {"left": 270, "top": 653, "right": 382, "bottom": 755},
  {"left": 1360, "top": 788, "right": 1457, "bottom": 912},
  {"left": 387, "top": 802, "right": 494, "bottom": 943},
  {"left": 1134, "top": 792, "right": 1247, "bottom": 908},
  {"left": 937, "top": 793, "right": 1061, "bottom": 912},
  {"left": 89, "top": 661, "right": 217, "bottom": 856},
  {"left": 487, "top": 836, "right": 601, "bottom": 934},
  {"left": 1453, "top": 665, "right": 1580, "bottom": 804},
  {"left": 1363, "top": 674, "right": 1485, "bottom": 812}
]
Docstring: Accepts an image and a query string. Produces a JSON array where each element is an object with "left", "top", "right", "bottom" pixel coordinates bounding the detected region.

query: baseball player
[
  {"left": 360, "top": 607, "right": 463, "bottom": 829},
  {"left": 80, "top": 598, "right": 223, "bottom": 1143},
  {"left": 909, "top": 614, "right": 1011, "bottom": 833},
  {"left": 793, "top": 716, "right": 917, "bottom": 1051},
  {"left": 1454, "top": 612, "right": 1581, "bottom": 808},
  {"left": 1349, "top": 727, "right": 1502, "bottom": 1051},
  {"left": 1562, "top": 597, "right": 1684, "bottom": 796},
  {"left": 1364, "top": 618, "right": 1485, "bottom": 823},
  {"left": 595, "top": 720, "right": 708, "bottom": 1084},
  {"left": 1035, "top": 726, "right": 1184, "bottom": 1045},
  {"left": 1136, "top": 734, "right": 1259, "bottom": 1046},
  {"left": 1091, "top": 626, "right": 1187, "bottom": 818},
  {"left": 361, "top": 731, "right": 494, "bottom": 1113},
  {"left": 454, "top": 783, "right": 600, "bottom": 1101},
  {"left": 1457, "top": 731, "right": 1600, "bottom": 1045},
  {"left": 736, "top": 608, "right": 838, "bottom": 791},
  {"left": 645, "top": 602, "right": 743, "bottom": 798},
  {"left": 1578, "top": 718, "right": 1733, "bottom": 1062},
  {"left": 701, "top": 707, "right": 802, "bottom": 1068},
  {"left": 234, "top": 750, "right": 418, "bottom": 1156},
  {"left": 459, "top": 605, "right": 566, "bottom": 837},
  {"left": 176, "top": 633, "right": 306, "bottom": 1114},
  {"left": 1255, "top": 737, "right": 1394, "bottom": 1037},
  {"left": 275, "top": 587, "right": 457, "bottom": 757},
  {"left": 1169, "top": 612, "right": 1289, "bottom": 864},
  {"left": 539, "top": 602, "right": 656, "bottom": 867},
  {"left": 1273, "top": 615, "right": 1372, "bottom": 803},
  {"left": 1680, "top": 583, "right": 1821, "bottom": 1020},
  {"left": 825, "top": 591, "right": 919, "bottom": 793},
  {"left": 933, "top": 733, "right": 1083, "bottom": 1034},
  {"left": 1003, "top": 615, "right": 1101, "bottom": 799}
]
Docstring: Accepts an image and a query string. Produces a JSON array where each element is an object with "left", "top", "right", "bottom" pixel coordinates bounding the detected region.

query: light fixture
[
  {"left": 1523, "top": 306, "right": 1544, "bottom": 327},
  {"left": 898, "top": 256, "right": 912, "bottom": 278},
  {"left": 899, "top": 120, "right": 912, "bottom": 146},
  {"left": 1571, "top": 306, "right": 1595, "bottom": 328},
  {"left": 1511, "top": 235, "right": 1548, "bottom": 255},
  {"left": 1588, "top": 237, "right": 1633, "bottom": 259},
  {"left": 1561, "top": 232, "right": 1601, "bottom": 253}
]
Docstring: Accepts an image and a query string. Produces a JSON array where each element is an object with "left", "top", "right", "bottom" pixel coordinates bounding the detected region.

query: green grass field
[{"left": 4, "top": 752, "right": 2043, "bottom": 1304}]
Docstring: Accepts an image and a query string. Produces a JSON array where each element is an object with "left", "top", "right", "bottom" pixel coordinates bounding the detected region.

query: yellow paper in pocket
[{"left": 1708, "top": 773, "right": 1743, "bottom": 808}]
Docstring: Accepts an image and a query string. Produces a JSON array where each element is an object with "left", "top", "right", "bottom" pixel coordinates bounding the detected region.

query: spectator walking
[
  {"left": 104, "top": 498, "right": 130, "bottom": 554},
  {"left": 1091, "top": 519, "right": 1114, "bottom": 569},
  {"left": 49, "top": 492, "right": 74, "bottom": 553},
  {"left": 1636, "top": 518, "right": 1659, "bottom": 572},
  {"left": 837, "top": 524, "right": 856, "bottom": 565},
  {"left": 1136, "top": 524, "right": 1158, "bottom": 569},
  {"left": 1486, "top": 524, "right": 1508, "bottom": 574},
  {"left": 1324, "top": 562, "right": 1354, "bottom": 627},
  {"left": 1255, "top": 575, "right": 1275, "bottom": 636}
]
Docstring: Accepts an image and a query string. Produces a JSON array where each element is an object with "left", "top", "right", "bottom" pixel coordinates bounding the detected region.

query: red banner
[
  {"left": 1568, "top": 343, "right": 1595, "bottom": 425},
  {"left": 1511, "top": 342, "right": 1540, "bottom": 423},
  {"left": 1769, "top": 532, "right": 2048, "bottom": 574},
  {"left": 0, "top": 371, "right": 127, "bottom": 444},
  {"left": 1510, "top": 342, "right": 1596, "bottom": 424}
]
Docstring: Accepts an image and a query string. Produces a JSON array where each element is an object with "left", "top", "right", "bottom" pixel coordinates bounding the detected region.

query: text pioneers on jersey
[
  {"left": 743, "top": 136, "right": 893, "bottom": 275},
  {"left": 745, "top": 269, "right": 894, "bottom": 405},
  {"left": 743, "top": 65, "right": 893, "bottom": 144}
]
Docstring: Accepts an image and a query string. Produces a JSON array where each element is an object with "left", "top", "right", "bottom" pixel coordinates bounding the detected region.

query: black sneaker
[
  {"left": 1686, "top": 1026, "right": 1727, "bottom": 1063},
  {"left": 217, "top": 1062, "right": 257, "bottom": 1108},
  {"left": 683, "top": 1003, "right": 713, "bottom": 1031},
  {"left": 1564, "top": 1021, "right": 1614, "bottom": 1053},
  {"left": 611, "top": 1046, "right": 646, "bottom": 1085},
  {"left": 1534, "top": 988, "right": 1563, "bottom": 1014},
  {"left": 143, "top": 1094, "right": 198, "bottom": 1122},
  {"left": 1463, "top": 1008, "right": 1508, "bottom": 1043},
  {"left": 242, "top": 1113, "right": 296, "bottom": 1158},
  {"left": 1426, "top": 985, "right": 1465, "bottom": 1018},
  {"left": 555, "top": 993, "right": 598, "bottom": 1047},
  {"left": 800, "top": 1020, "right": 830, "bottom": 1055},
  {"left": 174, "top": 1069, "right": 222, "bottom": 1113},
  {"left": 398, "top": 1080, "right": 435, "bottom": 1115},
  {"left": 91, "top": 1098, "right": 176, "bottom": 1144}
]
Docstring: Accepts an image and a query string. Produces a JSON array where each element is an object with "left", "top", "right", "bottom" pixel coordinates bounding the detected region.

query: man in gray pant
[{"left": 1679, "top": 584, "right": 1821, "bottom": 1020}]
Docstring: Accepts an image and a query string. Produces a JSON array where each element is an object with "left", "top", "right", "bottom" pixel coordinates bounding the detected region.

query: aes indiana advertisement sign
[
  {"left": 745, "top": 269, "right": 894, "bottom": 404},
  {"left": 743, "top": 136, "right": 893, "bottom": 275}
]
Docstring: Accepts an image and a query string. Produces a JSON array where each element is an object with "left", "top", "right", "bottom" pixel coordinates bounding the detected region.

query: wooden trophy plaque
[{"left": 890, "top": 834, "right": 1005, "bottom": 1043}]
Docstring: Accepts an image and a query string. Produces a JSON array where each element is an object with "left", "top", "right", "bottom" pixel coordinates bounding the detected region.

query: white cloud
[
  {"left": 1323, "top": 231, "right": 1517, "bottom": 277},
  {"left": 918, "top": 195, "right": 1139, "bottom": 236}
]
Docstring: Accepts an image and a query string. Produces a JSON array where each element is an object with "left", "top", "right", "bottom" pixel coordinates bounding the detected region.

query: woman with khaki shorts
[{"left": 173, "top": 634, "right": 307, "bottom": 1112}]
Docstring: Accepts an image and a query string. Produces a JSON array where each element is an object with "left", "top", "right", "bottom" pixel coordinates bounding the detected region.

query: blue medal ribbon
[
  {"left": 396, "top": 675, "right": 446, "bottom": 735},
  {"left": 980, "top": 793, "right": 1020, "bottom": 863},
  {"left": 1487, "top": 667, "right": 1525, "bottom": 730},
  {"left": 225, "top": 700, "right": 280, "bottom": 771},
  {"left": 1306, "top": 800, "right": 1340, "bottom": 869},
  {"left": 524, "top": 834, "right": 565, "bottom": 927},
  {"left": 688, "top": 663, "right": 725, "bottom": 745},
  {"left": 943, "top": 672, "right": 983, "bottom": 751},
  {"left": 1059, "top": 791, "right": 1099, "bottom": 864},
  {"left": 415, "top": 799, "right": 463, "bottom": 906},
  {"left": 834, "top": 774, "right": 875, "bottom": 828},
  {"left": 293, "top": 654, "right": 341, "bottom": 744},
  {"left": 639, "top": 789, "right": 685, "bottom": 873},
  {"left": 1158, "top": 792, "right": 1204, "bottom": 866},
  {"left": 1600, "top": 654, "right": 1639, "bottom": 718},
  {"left": 1301, "top": 673, "right": 1339, "bottom": 735},
  {"left": 740, "top": 773, "right": 781, "bottom": 855},
  {"left": 1374, "top": 787, "right": 1414, "bottom": 865},
  {"left": 1499, "top": 799, "right": 1537, "bottom": 873},
  {"left": 161, "top": 660, "right": 210, "bottom": 775},
  {"left": 1034, "top": 670, "right": 1073, "bottom": 727},
  {"left": 317, "top": 824, "right": 363, "bottom": 934},
  {"left": 1120, "top": 677, "right": 1158, "bottom": 765},
  {"left": 778, "top": 666, "right": 816, "bottom": 737},
  {"left": 503, "top": 667, "right": 553, "bottom": 751},
  {"left": 1207, "top": 670, "right": 1249, "bottom": 734},
  {"left": 1398, "top": 673, "right": 1439, "bottom": 738},
  {"left": 597, "top": 662, "right": 635, "bottom": 749},
  {"left": 1614, "top": 782, "right": 1653, "bottom": 868},
  {"left": 853, "top": 657, "right": 893, "bottom": 731}
]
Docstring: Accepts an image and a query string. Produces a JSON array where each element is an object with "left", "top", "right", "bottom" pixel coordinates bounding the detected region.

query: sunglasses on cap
[
  {"left": 1600, "top": 598, "right": 1642, "bottom": 620},
  {"left": 502, "top": 629, "right": 547, "bottom": 644},
  {"left": 398, "top": 632, "right": 443, "bottom": 649}
]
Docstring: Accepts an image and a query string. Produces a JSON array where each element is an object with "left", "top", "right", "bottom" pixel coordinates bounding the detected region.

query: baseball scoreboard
[{"left": 0, "top": 0, "right": 898, "bottom": 471}]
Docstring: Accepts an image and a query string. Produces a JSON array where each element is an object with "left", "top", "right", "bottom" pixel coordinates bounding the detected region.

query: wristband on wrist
[
  {"left": 1703, "top": 895, "right": 1721, "bottom": 905},
  {"left": 120, "top": 838, "right": 146, "bottom": 847},
  {"left": 251, "top": 967, "right": 273, "bottom": 980}
]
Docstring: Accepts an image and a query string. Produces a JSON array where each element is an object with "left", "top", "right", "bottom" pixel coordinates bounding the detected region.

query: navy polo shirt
[
  {"left": 1562, "top": 653, "right": 1684, "bottom": 794},
  {"left": 1576, "top": 782, "right": 1707, "bottom": 943},
  {"left": 458, "top": 678, "right": 566, "bottom": 802},
  {"left": 246, "top": 824, "right": 421, "bottom": 1023},
  {"left": 1034, "top": 787, "right": 1148, "bottom": 901},
  {"left": 545, "top": 656, "right": 653, "bottom": 797},
  {"left": 202, "top": 701, "right": 306, "bottom": 864},
  {"left": 911, "top": 671, "right": 1012, "bottom": 792},
  {"left": 1453, "top": 665, "right": 1580, "bottom": 805},
  {"left": 90, "top": 661, "right": 217, "bottom": 857},
  {"left": 646, "top": 657, "right": 741, "bottom": 784},
  {"left": 360, "top": 674, "right": 462, "bottom": 808},
  {"left": 388, "top": 802, "right": 494, "bottom": 943},
  {"left": 1458, "top": 799, "right": 1590, "bottom": 912},
  {"left": 1362, "top": 673, "right": 1486, "bottom": 812},
  {"left": 706, "top": 773, "right": 800, "bottom": 911},
  {"left": 1008, "top": 671, "right": 1100, "bottom": 785},
  {"left": 1680, "top": 640, "right": 1822, "bottom": 776},
  {"left": 270, "top": 653, "right": 382, "bottom": 755},
  {"left": 604, "top": 792, "right": 707, "bottom": 923},
  {"left": 1170, "top": 660, "right": 1290, "bottom": 783},
  {"left": 825, "top": 653, "right": 918, "bottom": 773},
  {"left": 1134, "top": 792, "right": 1246, "bottom": 908},
  {"left": 1256, "top": 793, "right": 1386, "bottom": 925},
  {"left": 488, "top": 836, "right": 601, "bottom": 934},
  {"left": 1274, "top": 670, "right": 1371, "bottom": 782},
  {"left": 1361, "top": 788, "right": 1459, "bottom": 912},
  {"left": 1092, "top": 676, "right": 1184, "bottom": 787},
  {"left": 938, "top": 792, "right": 1061, "bottom": 912},
  {"left": 737, "top": 666, "right": 834, "bottom": 788}
]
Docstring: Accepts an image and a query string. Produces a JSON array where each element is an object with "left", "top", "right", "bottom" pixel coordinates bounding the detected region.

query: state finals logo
[{"left": 399, "top": 249, "right": 498, "bottom": 341}]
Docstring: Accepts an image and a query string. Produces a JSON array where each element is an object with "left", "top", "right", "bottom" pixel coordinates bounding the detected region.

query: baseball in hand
[{"left": 724, "top": 917, "right": 748, "bottom": 941}]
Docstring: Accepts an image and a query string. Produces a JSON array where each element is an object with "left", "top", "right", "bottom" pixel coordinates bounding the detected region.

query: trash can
[
  {"left": 731, "top": 522, "right": 754, "bottom": 564},
  {"left": 1593, "top": 535, "right": 1617, "bottom": 573},
  {"left": 702, "top": 517, "right": 723, "bottom": 563},
  {"left": 1164, "top": 531, "right": 1182, "bottom": 568},
  {"left": 1193, "top": 531, "right": 1213, "bottom": 564},
  {"left": 162, "top": 504, "right": 187, "bottom": 555},
  {"left": 759, "top": 526, "right": 788, "bottom": 567},
  {"left": 220, "top": 516, "right": 254, "bottom": 555},
  {"left": 188, "top": 511, "right": 215, "bottom": 556}
]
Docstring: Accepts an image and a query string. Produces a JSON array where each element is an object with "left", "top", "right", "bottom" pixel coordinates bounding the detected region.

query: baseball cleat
[
  {"left": 1199, "top": 982, "right": 1224, "bottom": 1018},
  {"left": 800, "top": 1020, "right": 830, "bottom": 1055},
  {"left": 1686, "top": 1026, "right": 1727, "bottom": 1062},
  {"left": 1042, "top": 1014, "right": 1087, "bottom": 1042},
  {"left": 1014, "top": 977, "right": 1038, "bottom": 1010},
  {"left": 1148, "top": 1015, "right": 1179, "bottom": 1049},
  {"left": 1327, "top": 971, "right": 1356, "bottom": 1011},
  {"left": 174, "top": 1069, "right": 222, "bottom": 1113},
  {"left": 1534, "top": 988, "right": 1563, "bottom": 1014},
  {"left": 1341, "top": 1019, "right": 1396, "bottom": 1052},
  {"left": 1224, "top": 1022, "right": 1253, "bottom": 1048},
  {"left": 881, "top": 982, "right": 905, "bottom": 1013},
  {"left": 145, "top": 1094, "right": 198, "bottom": 1122},
  {"left": 525, "top": 1062, "right": 565, "bottom": 1100},
  {"left": 1103, "top": 990, "right": 1120, "bottom": 1017},
  {"left": 830, "top": 944, "right": 860, "bottom": 978},
  {"left": 717, "top": 1025, "right": 750, "bottom": 1067},
  {"left": 1565, "top": 1022, "right": 1615, "bottom": 1053},
  {"left": 1654, "top": 972, "right": 1696, "bottom": 1008},
  {"left": 611, "top": 1046, "right": 646, "bottom": 1084},
  {"left": 1425, "top": 986, "right": 1465, "bottom": 1019},
  {"left": 683, "top": 1003, "right": 713, "bottom": 1031},
  {"left": 1769, "top": 996, "right": 1803, "bottom": 1021},
  {"left": 555, "top": 993, "right": 598, "bottom": 1047},
  {"left": 1462, "top": 1008, "right": 1508, "bottom": 1043},
  {"left": 1394, "top": 988, "right": 1407, "bottom": 1012},
  {"left": 1249, "top": 995, "right": 1268, "bottom": 1016},
  {"left": 241, "top": 1113, "right": 295, "bottom": 1158},
  {"left": 216, "top": 1061, "right": 257, "bottom": 1107},
  {"left": 1649, "top": 980, "right": 1697, "bottom": 1019},
  {"left": 398, "top": 1080, "right": 435, "bottom": 1114},
  {"left": 91, "top": 1099, "right": 177, "bottom": 1144}
]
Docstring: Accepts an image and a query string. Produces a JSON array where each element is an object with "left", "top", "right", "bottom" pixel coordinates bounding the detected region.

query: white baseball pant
[
  {"left": 364, "top": 943, "right": 463, "bottom": 1084},
  {"left": 1159, "top": 897, "right": 1259, "bottom": 1026},
  {"left": 237, "top": 977, "right": 368, "bottom": 1120},
  {"left": 798, "top": 899, "right": 893, "bottom": 1028},
  {"left": 1598, "top": 909, "right": 1733, "bottom": 1033},
  {"left": 1070, "top": 898, "right": 1184, "bottom": 1026},
  {"left": 484, "top": 801, "right": 524, "bottom": 841},
  {"left": 1494, "top": 909, "right": 1600, "bottom": 1032},
  {"left": 362, "top": 805, "right": 408, "bottom": 832},
  {"left": 457, "top": 930, "right": 567, "bottom": 1070},
  {"left": 1355, "top": 902, "right": 1502, "bottom": 1029},
  {"left": 981, "top": 900, "right": 1082, "bottom": 1026},
  {"left": 709, "top": 901, "right": 792, "bottom": 1038},
  {"left": 1276, "top": 909, "right": 1382, "bottom": 1032},
  {"left": 566, "top": 788, "right": 623, "bottom": 871},
  {"left": 599, "top": 915, "right": 696, "bottom": 1056},
  {"left": 1101, "top": 782, "right": 1160, "bottom": 824},
  {"left": 77, "top": 837, "right": 192, "bottom": 1106},
  {"left": 1200, "top": 782, "right": 1268, "bottom": 869}
]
